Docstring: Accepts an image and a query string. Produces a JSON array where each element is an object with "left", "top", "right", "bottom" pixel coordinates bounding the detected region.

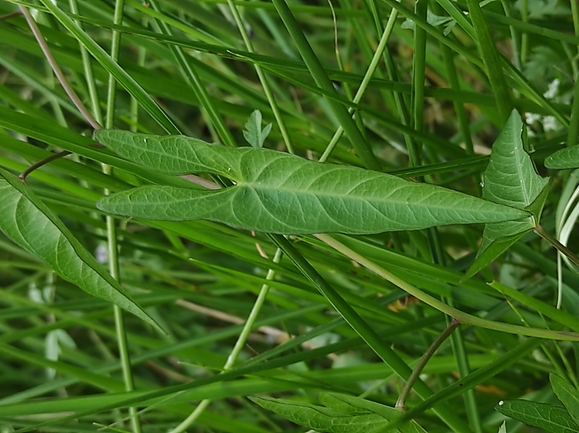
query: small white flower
[
  {"left": 95, "top": 244, "right": 108, "bottom": 264},
  {"left": 544, "top": 79, "right": 560, "bottom": 99},
  {"left": 543, "top": 115, "right": 559, "bottom": 131},
  {"left": 525, "top": 113, "right": 541, "bottom": 125}
]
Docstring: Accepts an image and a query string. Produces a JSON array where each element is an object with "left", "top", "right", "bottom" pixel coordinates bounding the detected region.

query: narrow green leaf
[
  {"left": 243, "top": 110, "right": 272, "bottom": 148},
  {"left": 270, "top": 0, "right": 381, "bottom": 170},
  {"left": 95, "top": 130, "right": 528, "bottom": 235},
  {"left": 0, "top": 168, "right": 163, "bottom": 333},
  {"left": 381, "top": 339, "right": 544, "bottom": 433},
  {"left": 466, "top": 222, "right": 531, "bottom": 279},
  {"left": 249, "top": 396, "right": 389, "bottom": 433},
  {"left": 495, "top": 399, "right": 579, "bottom": 433},
  {"left": 467, "top": 110, "right": 549, "bottom": 277},
  {"left": 464, "top": 0, "right": 512, "bottom": 121},
  {"left": 545, "top": 145, "right": 579, "bottom": 169},
  {"left": 37, "top": 0, "right": 180, "bottom": 134},
  {"left": 270, "top": 235, "right": 471, "bottom": 432},
  {"left": 551, "top": 374, "right": 579, "bottom": 426}
]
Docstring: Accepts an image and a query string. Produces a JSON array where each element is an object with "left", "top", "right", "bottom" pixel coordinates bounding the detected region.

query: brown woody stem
[{"left": 395, "top": 319, "right": 461, "bottom": 411}]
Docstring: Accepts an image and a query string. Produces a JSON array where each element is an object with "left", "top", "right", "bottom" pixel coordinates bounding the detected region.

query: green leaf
[
  {"left": 467, "top": 110, "right": 549, "bottom": 277},
  {"left": 400, "top": 11, "right": 456, "bottom": 36},
  {"left": 320, "top": 394, "right": 427, "bottom": 433},
  {"left": 250, "top": 394, "right": 427, "bottom": 433},
  {"left": 465, "top": 0, "right": 512, "bottom": 121},
  {"left": 95, "top": 130, "right": 528, "bottom": 235},
  {"left": 249, "top": 396, "right": 389, "bottom": 433},
  {"left": 495, "top": 399, "right": 579, "bottom": 433},
  {"left": 466, "top": 227, "right": 530, "bottom": 279},
  {"left": 0, "top": 168, "right": 163, "bottom": 333},
  {"left": 320, "top": 394, "right": 398, "bottom": 418},
  {"left": 551, "top": 374, "right": 579, "bottom": 426},
  {"left": 545, "top": 145, "right": 579, "bottom": 169},
  {"left": 482, "top": 112, "right": 549, "bottom": 208},
  {"left": 517, "top": 0, "right": 570, "bottom": 19},
  {"left": 243, "top": 110, "right": 272, "bottom": 148}
]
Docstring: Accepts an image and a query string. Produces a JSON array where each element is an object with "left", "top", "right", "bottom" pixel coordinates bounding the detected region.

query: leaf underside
[
  {"left": 0, "top": 168, "right": 162, "bottom": 332},
  {"left": 95, "top": 130, "right": 528, "bottom": 235}
]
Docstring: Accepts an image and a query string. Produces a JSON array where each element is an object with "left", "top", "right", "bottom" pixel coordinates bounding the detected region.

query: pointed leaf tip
[
  {"left": 96, "top": 130, "right": 529, "bottom": 235},
  {"left": 468, "top": 111, "right": 549, "bottom": 277},
  {"left": 0, "top": 168, "right": 164, "bottom": 333}
]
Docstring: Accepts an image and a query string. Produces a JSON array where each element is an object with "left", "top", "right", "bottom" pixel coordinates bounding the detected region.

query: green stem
[
  {"left": 520, "top": 0, "right": 528, "bottom": 63},
  {"left": 271, "top": 234, "right": 471, "bottom": 432},
  {"left": 319, "top": 6, "right": 397, "bottom": 163},
  {"left": 378, "top": 338, "right": 544, "bottom": 432},
  {"left": 271, "top": 0, "right": 381, "bottom": 170},
  {"left": 104, "top": 2, "right": 141, "bottom": 432},
  {"left": 148, "top": 0, "right": 236, "bottom": 147},
  {"left": 410, "top": 0, "right": 427, "bottom": 165},
  {"left": 226, "top": 0, "right": 293, "bottom": 153},
  {"left": 315, "top": 233, "right": 579, "bottom": 341},
  {"left": 566, "top": 31, "right": 579, "bottom": 147},
  {"left": 69, "top": 0, "right": 103, "bottom": 125},
  {"left": 169, "top": 248, "right": 284, "bottom": 433},
  {"left": 371, "top": 2, "right": 417, "bottom": 167},
  {"left": 387, "top": 0, "right": 567, "bottom": 127},
  {"left": 534, "top": 225, "right": 579, "bottom": 268}
]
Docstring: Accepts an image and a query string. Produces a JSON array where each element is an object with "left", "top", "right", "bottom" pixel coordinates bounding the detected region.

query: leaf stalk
[{"left": 534, "top": 224, "right": 579, "bottom": 268}]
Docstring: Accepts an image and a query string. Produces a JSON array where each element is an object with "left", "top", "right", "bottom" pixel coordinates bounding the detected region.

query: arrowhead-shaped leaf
[
  {"left": 0, "top": 168, "right": 163, "bottom": 332},
  {"left": 243, "top": 109, "right": 272, "bottom": 148},
  {"left": 495, "top": 399, "right": 578, "bottom": 433},
  {"left": 467, "top": 110, "right": 549, "bottom": 277},
  {"left": 545, "top": 145, "right": 579, "bottom": 169},
  {"left": 95, "top": 130, "right": 528, "bottom": 235}
]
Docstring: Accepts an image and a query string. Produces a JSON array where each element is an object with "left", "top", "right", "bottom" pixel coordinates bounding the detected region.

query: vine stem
[
  {"left": 395, "top": 319, "right": 460, "bottom": 411},
  {"left": 100, "top": 1, "right": 142, "bottom": 431},
  {"left": 19, "top": 150, "right": 71, "bottom": 181},
  {"left": 17, "top": 4, "right": 214, "bottom": 189},
  {"left": 534, "top": 224, "right": 579, "bottom": 268},
  {"left": 169, "top": 248, "right": 284, "bottom": 433},
  {"left": 0, "top": 10, "right": 22, "bottom": 21},
  {"left": 18, "top": 6, "right": 101, "bottom": 131},
  {"left": 17, "top": 5, "right": 100, "bottom": 181},
  {"left": 314, "top": 233, "right": 579, "bottom": 341}
]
